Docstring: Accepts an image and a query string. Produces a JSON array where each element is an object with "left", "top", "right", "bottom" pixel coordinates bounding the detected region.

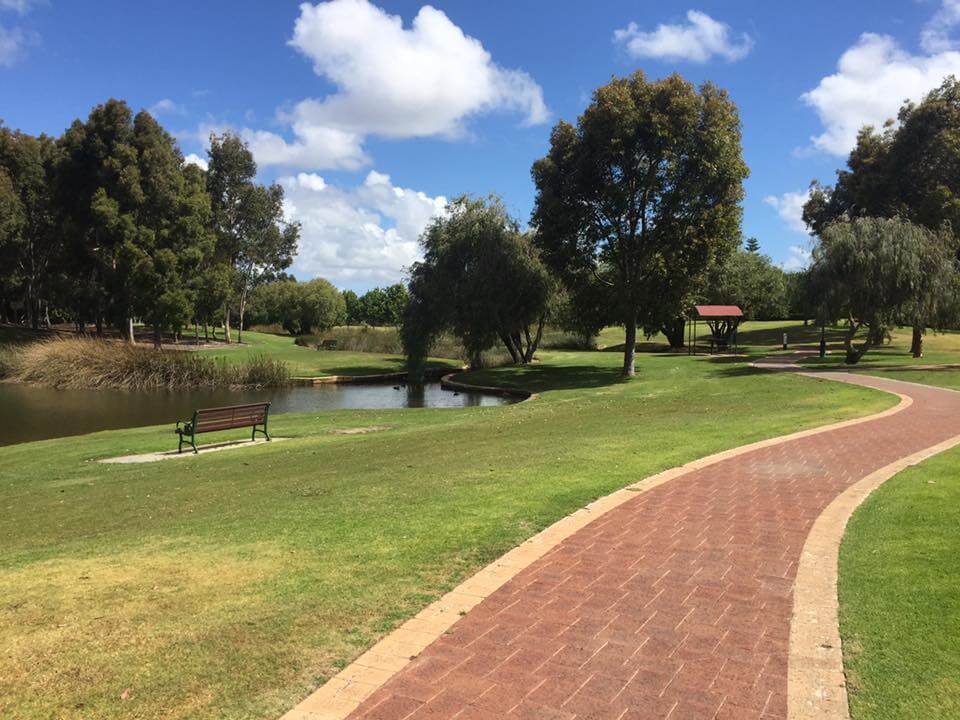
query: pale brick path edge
[{"left": 280, "top": 357, "right": 960, "bottom": 720}]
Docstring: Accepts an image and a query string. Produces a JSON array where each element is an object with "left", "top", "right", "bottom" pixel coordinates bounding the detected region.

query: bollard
[{"left": 782, "top": 332, "right": 788, "bottom": 350}]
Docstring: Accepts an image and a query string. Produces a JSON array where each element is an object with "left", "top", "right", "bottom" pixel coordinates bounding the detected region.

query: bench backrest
[{"left": 193, "top": 403, "right": 269, "bottom": 434}]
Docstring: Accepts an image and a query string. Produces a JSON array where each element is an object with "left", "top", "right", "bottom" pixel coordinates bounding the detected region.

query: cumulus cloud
[
  {"left": 281, "top": 170, "right": 446, "bottom": 285},
  {"left": 764, "top": 189, "right": 812, "bottom": 235},
  {"left": 803, "top": 3, "right": 960, "bottom": 156},
  {"left": 183, "top": 153, "right": 208, "bottom": 171},
  {"left": 613, "top": 10, "right": 753, "bottom": 63},
  {"left": 237, "top": 0, "right": 547, "bottom": 170},
  {"left": 922, "top": 0, "right": 960, "bottom": 53},
  {"left": 148, "top": 98, "right": 186, "bottom": 116}
]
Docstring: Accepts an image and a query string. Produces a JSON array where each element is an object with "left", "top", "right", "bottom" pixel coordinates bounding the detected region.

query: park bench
[{"left": 175, "top": 402, "right": 271, "bottom": 454}]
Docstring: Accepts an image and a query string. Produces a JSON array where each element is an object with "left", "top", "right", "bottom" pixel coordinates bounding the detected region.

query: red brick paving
[{"left": 347, "top": 369, "right": 960, "bottom": 720}]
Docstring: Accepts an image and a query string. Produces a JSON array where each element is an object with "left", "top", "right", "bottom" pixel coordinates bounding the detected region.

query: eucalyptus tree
[
  {"left": 0, "top": 127, "right": 59, "bottom": 329},
  {"left": 804, "top": 76, "right": 960, "bottom": 355},
  {"left": 206, "top": 133, "right": 298, "bottom": 342},
  {"left": 403, "top": 195, "right": 553, "bottom": 377},
  {"left": 531, "top": 71, "right": 748, "bottom": 376}
]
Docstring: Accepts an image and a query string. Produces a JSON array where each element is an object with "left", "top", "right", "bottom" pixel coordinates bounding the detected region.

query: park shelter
[{"left": 687, "top": 305, "right": 744, "bottom": 354}]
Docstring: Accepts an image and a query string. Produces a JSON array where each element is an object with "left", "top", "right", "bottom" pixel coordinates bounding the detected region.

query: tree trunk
[
  {"left": 844, "top": 321, "right": 870, "bottom": 364},
  {"left": 224, "top": 306, "right": 232, "bottom": 343},
  {"left": 195, "top": 320, "right": 200, "bottom": 346},
  {"left": 623, "top": 315, "right": 637, "bottom": 377},
  {"left": 911, "top": 325, "right": 924, "bottom": 358},
  {"left": 153, "top": 326, "right": 162, "bottom": 350},
  {"left": 662, "top": 318, "right": 685, "bottom": 350},
  {"left": 204, "top": 321, "right": 209, "bottom": 343},
  {"left": 523, "top": 317, "right": 545, "bottom": 363},
  {"left": 499, "top": 332, "right": 521, "bottom": 364},
  {"left": 237, "top": 287, "right": 247, "bottom": 344},
  {"left": 127, "top": 317, "right": 136, "bottom": 345}
]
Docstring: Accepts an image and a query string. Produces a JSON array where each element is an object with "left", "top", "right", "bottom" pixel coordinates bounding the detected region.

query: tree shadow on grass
[{"left": 461, "top": 362, "right": 629, "bottom": 393}]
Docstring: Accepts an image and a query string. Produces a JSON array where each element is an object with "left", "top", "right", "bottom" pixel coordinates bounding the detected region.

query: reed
[{"left": 6, "top": 337, "right": 289, "bottom": 390}]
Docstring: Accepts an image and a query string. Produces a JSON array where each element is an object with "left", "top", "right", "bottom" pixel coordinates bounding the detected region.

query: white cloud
[
  {"left": 802, "top": 4, "right": 960, "bottom": 156},
  {"left": 234, "top": 0, "right": 548, "bottom": 170},
  {"left": 280, "top": 170, "right": 447, "bottom": 285},
  {"left": 148, "top": 98, "right": 186, "bottom": 116},
  {"left": 0, "top": 0, "right": 40, "bottom": 14},
  {"left": 0, "top": 23, "right": 24, "bottom": 66},
  {"left": 922, "top": 0, "right": 960, "bottom": 53},
  {"left": 613, "top": 10, "right": 753, "bottom": 63},
  {"left": 183, "top": 153, "right": 208, "bottom": 171},
  {"left": 781, "top": 244, "right": 812, "bottom": 271},
  {"left": 764, "top": 189, "right": 812, "bottom": 235}
]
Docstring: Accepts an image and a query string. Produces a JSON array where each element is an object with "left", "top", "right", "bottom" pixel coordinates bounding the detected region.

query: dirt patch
[{"left": 330, "top": 426, "right": 391, "bottom": 436}]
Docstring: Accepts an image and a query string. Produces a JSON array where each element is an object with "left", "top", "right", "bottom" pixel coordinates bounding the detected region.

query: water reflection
[{"left": 0, "top": 381, "right": 513, "bottom": 446}]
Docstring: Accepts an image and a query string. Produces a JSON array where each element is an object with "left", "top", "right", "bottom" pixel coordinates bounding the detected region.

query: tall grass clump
[{"left": 9, "top": 338, "right": 289, "bottom": 390}]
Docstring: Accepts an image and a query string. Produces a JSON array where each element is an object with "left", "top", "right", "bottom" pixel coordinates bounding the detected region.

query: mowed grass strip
[
  {"left": 0, "top": 349, "right": 893, "bottom": 719},
  {"left": 839, "top": 444, "right": 960, "bottom": 720},
  {"left": 198, "top": 329, "right": 459, "bottom": 378}
]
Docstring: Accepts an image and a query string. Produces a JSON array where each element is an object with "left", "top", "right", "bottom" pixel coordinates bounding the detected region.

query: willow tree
[
  {"left": 531, "top": 71, "right": 748, "bottom": 376},
  {"left": 804, "top": 76, "right": 960, "bottom": 355},
  {"left": 811, "top": 217, "right": 955, "bottom": 364},
  {"left": 403, "top": 195, "right": 553, "bottom": 379}
]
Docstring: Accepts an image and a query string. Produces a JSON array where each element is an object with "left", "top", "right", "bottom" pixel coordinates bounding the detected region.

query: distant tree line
[
  {"left": 342, "top": 284, "right": 408, "bottom": 327},
  {"left": 0, "top": 99, "right": 299, "bottom": 347}
]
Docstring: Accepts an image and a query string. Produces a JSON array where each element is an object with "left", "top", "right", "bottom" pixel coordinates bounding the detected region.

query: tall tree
[
  {"left": 403, "top": 196, "right": 553, "bottom": 376},
  {"left": 804, "top": 76, "right": 960, "bottom": 353},
  {"left": 206, "top": 133, "right": 298, "bottom": 343},
  {"left": 744, "top": 236, "right": 760, "bottom": 253},
  {"left": 0, "top": 128, "right": 58, "bottom": 329},
  {"left": 56, "top": 99, "right": 145, "bottom": 336},
  {"left": 532, "top": 71, "right": 748, "bottom": 376}
]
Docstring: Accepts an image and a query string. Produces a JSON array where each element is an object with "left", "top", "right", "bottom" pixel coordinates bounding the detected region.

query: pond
[{"left": 0, "top": 381, "right": 514, "bottom": 446}]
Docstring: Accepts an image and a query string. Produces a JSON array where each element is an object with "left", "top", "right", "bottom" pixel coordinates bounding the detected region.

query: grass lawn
[
  {"left": 839, "top": 444, "right": 960, "bottom": 720},
  {"left": 196, "top": 329, "right": 459, "bottom": 378},
  {"left": 791, "top": 325, "right": 960, "bottom": 392},
  {"left": 0, "top": 336, "right": 895, "bottom": 720}
]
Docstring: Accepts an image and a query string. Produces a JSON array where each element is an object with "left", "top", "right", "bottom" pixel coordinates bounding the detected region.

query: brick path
[{"left": 344, "top": 367, "right": 960, "bottom": 720}]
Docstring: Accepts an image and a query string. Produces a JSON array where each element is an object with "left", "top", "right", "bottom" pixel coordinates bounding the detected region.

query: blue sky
[{"left": 2, "top": 0, "right": 959, "bottom": 291}]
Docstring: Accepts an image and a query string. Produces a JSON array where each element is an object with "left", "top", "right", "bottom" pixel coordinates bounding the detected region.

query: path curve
[{"left": 283, "top": 357, "right": 960, "bottom": 720}]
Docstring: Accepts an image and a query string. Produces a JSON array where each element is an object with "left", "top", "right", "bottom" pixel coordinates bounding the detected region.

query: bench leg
[{"left": 191, "top": 432, "right": 198, "bottom": 454}]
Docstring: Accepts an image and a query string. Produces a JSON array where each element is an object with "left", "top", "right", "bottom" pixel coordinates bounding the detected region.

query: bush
[{"left": 6, "top": 338, "right": 289, "bottom": 389}]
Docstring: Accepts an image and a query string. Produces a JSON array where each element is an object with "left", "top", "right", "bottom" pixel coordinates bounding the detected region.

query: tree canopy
[
  {"left": 811, "top": 217, "right": 956, "bottom": 363},
  {"left": 531, "top": 71, "right": 748, "bottom": 376},
  {"left": 403, "top": 195, "right": 553, "bottom": 377}
]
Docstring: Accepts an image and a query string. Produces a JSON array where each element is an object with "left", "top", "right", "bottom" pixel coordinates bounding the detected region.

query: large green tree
[
  {"left": 0, "top": 128, "right": 58, "bottom": 329},
  {"left": 403, "top": 195, "right": 554, "bottom": 376},
  {"left": 55, "top": 100, "right": 214, "bottom": 344},
  {"left": 804, "top": 76, "right": 960, "bottom": 355},
  {"left": 811, "top": 217, "right": 955, "bottom": 363},
  {"left": 206, "top": 133, "right": 299, "bottom": 343},
  {"left": 704, "top": 249, "right": 788, "bottom": 321},
  {"left": 531, "top": 71, "right": 748, "bottom": 376}
]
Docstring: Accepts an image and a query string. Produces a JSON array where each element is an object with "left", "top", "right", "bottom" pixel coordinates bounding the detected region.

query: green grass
[
  {"left": 198, "top": 329, "right": 459, "bottom": 378},
  {"left": 799, "top": 326, "right": 960, "bottom": 369},
  {"left": 839, "top": 444, "right": 960, "bottom": 720},
  {"left": 0, "top": 340, "right": 896, "bottom": 720}
]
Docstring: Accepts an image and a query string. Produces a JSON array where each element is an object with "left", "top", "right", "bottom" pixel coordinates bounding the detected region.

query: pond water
[{"left": 0, "top": 381, "right": 514, "bottom": 446}]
